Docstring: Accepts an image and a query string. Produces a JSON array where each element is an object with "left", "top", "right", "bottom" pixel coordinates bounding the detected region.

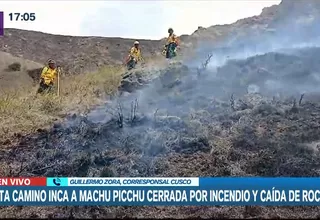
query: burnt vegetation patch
[
  {"left": 6, "top": 62, "right": 21, "bottom": 72},
  {"left": 2, "top": 47, "right": 320, "bottom": 218}
]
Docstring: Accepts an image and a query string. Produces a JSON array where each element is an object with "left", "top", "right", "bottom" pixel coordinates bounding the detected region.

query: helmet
[
  {"left": 168, "top": 28, "right": 173, "bottom": 33},
  {"left": 48, "top": 59, "right": 56, "bottom": 64},
  {"left": 134, "top": 41, "right": 139, "bottom": 45}
]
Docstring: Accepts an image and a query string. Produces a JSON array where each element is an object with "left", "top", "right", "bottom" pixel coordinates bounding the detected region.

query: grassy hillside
[
  {"left": 0, "top": 65, "right": 124, "bottom": 144},
  {"left": 0, "top": 50, "right": 123, "bottom": 142},
  {"left": 0, "top": 51, "right": 43, "bottom": 91},
  {"left": 0, "top": 28, "right": 164, "bottom": 74}
]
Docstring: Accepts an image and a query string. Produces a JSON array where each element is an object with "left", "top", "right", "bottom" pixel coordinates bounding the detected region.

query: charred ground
[{"left": 1, "top": 46, "right": 320, "bottom": 218}]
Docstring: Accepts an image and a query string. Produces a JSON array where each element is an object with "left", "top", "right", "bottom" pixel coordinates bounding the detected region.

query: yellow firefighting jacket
[
  {"left": 129, "top": 47, "right": 142, "bottom": 61},
  {"left": 166, "top": 34, "right": 179, "bottom": 45},
  {"left": 40, "top": 66, "right": 57, "bottom": 85}
]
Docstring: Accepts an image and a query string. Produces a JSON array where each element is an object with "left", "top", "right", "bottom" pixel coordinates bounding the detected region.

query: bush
[
  {"left": 7, "top": 62, "right": 21, "bottom": 71},
  {"left": 27, "top": 68, "right": 42, "bottom": 83}
]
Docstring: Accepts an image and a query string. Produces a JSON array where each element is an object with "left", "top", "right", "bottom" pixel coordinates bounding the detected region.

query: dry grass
[{"left": 0, "top": 65, "right": 124, "bottom": 143}]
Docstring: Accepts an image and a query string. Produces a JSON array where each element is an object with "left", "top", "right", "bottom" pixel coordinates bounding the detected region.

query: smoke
[
  {"left": 63, "top": 1, "right": 320, "bottom": 171},
  {"left": 87, "top": 5, "right": 320, "bottom": 126}
]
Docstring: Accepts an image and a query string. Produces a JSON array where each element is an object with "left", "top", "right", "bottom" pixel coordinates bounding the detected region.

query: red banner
[{"left": 0, "top": 177, "right": 47, "bottom": 186}]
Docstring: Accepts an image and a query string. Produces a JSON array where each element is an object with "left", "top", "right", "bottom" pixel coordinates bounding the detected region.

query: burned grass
[{"left": 2, "top": 48, "right": 320, "bottom": 218}]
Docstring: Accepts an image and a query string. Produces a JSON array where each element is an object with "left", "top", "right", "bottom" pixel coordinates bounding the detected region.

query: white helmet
[
  {"left": 134, "top": 41, "right": 139, "bottom": 45},
  {"left": 48, "top": 59, "right": 56, "bottom": 64}
]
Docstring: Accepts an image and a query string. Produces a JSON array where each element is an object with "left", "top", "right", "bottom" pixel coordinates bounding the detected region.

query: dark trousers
[
  {"left": 166, "top": 43, "right": 177, "bottom": 59},
  {"left": 37, "top": 81, "right": 53, "bottom": 94},
  {"left": 127, "top": 58, "right": 137, "bottom": 70}
]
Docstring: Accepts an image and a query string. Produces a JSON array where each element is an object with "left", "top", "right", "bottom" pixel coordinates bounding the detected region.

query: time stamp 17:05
[{"left": 8, "top": 13, "right": 36, "bottom": 21}]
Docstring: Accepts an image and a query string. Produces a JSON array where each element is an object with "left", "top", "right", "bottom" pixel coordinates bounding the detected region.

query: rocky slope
[
  {"left": 3, "top": 0, "right": 320, "bottom": 75},
  {"left": 0, "top": 29, "right": 164, "bottom": 75},
  {"left": 187, "top": 0, "right": 320, "bottom": 62},
  {"left": 1, "top": 0, "right": 319, "bottom": 79}
]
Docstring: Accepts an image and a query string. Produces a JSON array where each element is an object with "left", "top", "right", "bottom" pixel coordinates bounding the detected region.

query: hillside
[
  {"left": 2, "top": 0, "right": 319, "bottom": 76},
  {"left": 3, "top": 45, "right": 320, "bottom": 218},
  {"left": 186, "top": 0, "right": 320, "bottom": 60},
  {"left": 2, "top": 0, "right": 320, "bottom": 218},
  {"left": 0, "top": 51, "right": 43, "bottom": 90},
  {"left": 0, "top": 29, "right": 164, "bottom": 75},
  {"left": 1, "top": 1, "right": 320, "bottom": 70},
  {"left": 3, "top": 46, "right": 320, "bottom": 218}
]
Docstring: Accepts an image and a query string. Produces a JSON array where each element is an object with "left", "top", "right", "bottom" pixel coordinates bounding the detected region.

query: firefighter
[
  {"left": 126, "top": 41, "right": 143, "bottom": 70},
  {"left": 163, "top": 28, "right": 179, "bottom": 59},
  {"left": 37, "top": 59, "right": 57, "bottom": 94}
]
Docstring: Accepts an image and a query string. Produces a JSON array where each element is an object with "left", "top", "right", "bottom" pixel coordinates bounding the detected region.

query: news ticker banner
[
  {"left": 0, "top": 12, "right": 3, "bottom": 36},
  {"left": 2, "top": 177, "right": 320, "bottom": 205}
]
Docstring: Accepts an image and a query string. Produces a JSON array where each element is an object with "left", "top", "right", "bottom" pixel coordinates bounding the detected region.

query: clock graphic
[{"left": 9, "top": 12, "right": 36, "bottom": 22}]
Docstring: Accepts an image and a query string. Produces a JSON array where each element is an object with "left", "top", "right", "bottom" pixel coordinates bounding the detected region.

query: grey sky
[{"left": 2, "top": 0, "right": 281, "bottom": 39}]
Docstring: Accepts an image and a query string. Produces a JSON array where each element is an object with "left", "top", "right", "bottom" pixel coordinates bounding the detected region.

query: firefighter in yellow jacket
[
  {"left": 126, "top": 41, "right": 143, "bottom": 70},
  {"left": 37, "top": 59, "right": 57, "bottom": 94},
  {"left": 163, "top": 28, "right": 180, "bottom": 59}
]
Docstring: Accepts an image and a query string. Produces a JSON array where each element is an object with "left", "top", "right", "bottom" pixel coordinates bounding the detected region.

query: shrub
[{"left": 7, "top": 62, "right": 22, "bottom": 71}]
